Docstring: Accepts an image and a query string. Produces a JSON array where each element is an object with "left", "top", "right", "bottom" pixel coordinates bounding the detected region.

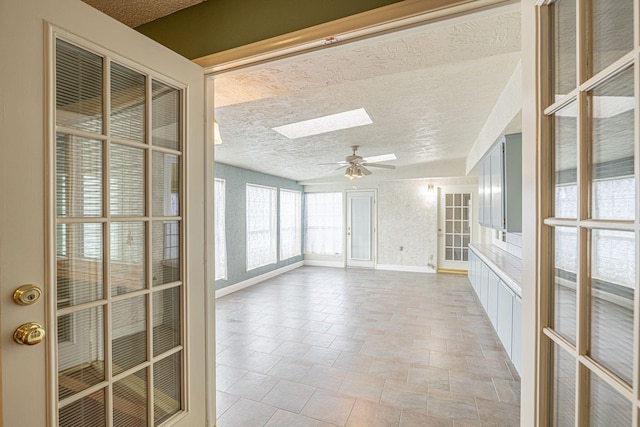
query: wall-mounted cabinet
[{"left": 478, "top": 133, "right": 522, "bottom": 231}]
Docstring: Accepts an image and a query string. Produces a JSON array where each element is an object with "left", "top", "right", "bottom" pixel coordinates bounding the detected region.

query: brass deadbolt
[
  {"left": 14, "top": 322, "right": 46, "bottom": 345},
  {"left": 13, "top": 284, "right": 42, "bottom": 305}
]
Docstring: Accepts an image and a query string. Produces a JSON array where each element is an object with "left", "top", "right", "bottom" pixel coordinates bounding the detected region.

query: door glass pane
[
  {"left": 590, "top": 0, "right": 634, "bottom": 77},
  {"left": 590, "top": 67, "right": 635, "bottom": 221},
  {"left": 552, "top": 227, "right": 577, "bottom": 344},
  {"left": 111, "top": 222, "right": 146, "bottom": 296},
  {"left": 152, "top": 221, "right": 180, "bottom": 286},
  {"left": 152, "top": 152, "right": 180, "bottom": 217},
  {"left": 112, "top": 295, "right": 147, "bottom": 373},
  {"left": 589, "top": 372, "right": 632, "bottom": 426},
  {"left": 57, "top": 223, "right": 103, "bottom": 307},
  {"left": 56, "top": 39, "right": 103, "bottom": 134},
  {"left": 152, "top": 81, "right": 180, "bottom": 151},
  {"left": 58, "top": 306, "right": 105, "bottom": 400},
  {"left": 110, "top": 63, "right": 145, "bottom": 142},
  {"left": 552, "top": 0, "right": 576, "bottom": 98},
  {"left": 553, "top": 101, "right": 577, "bottom": 218},
  {"left": 59, "top": 389, "right": 106, "bottom": 427},
  {"left": 550, "top": 341, "right": 576, "bottom": 427},
  {"left": 154, "top": 352, "right": 182, "bottom": 426},
  {"left": 110, "top": 144, "right": 145, "bottom": 217},
  {"left": 153, "top": 286, "right": 181, "bottom": 356},
  {"left": 113, "top": 369, "right": 147, "bottom": 427},
  {"left": 56, "top": 133, "right": 103, "bottom": 218},
  {"left": 350, "top": 198, "right": 371, "bottom": 260},
  {"left": 590, "top": 229, "right": 635, "bottom": 384}
]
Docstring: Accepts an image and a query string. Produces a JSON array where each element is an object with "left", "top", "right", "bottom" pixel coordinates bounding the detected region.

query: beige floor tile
[
  {"left": 261, "top": 379, "right": 316, "bottom": 413},
  {"left": 407, "top": 365, "right": 450, "bottom": 391},
  {"left": 265, "top": 409, "right": 338, "bottom": 427},
  {"left": 381, "top": 380, "right": 428, "bottom": 412},
  {"left": 301, "top": 390, "right": 356, "bottom": 426},
  {"left": 448, "top": 371, "right": 499, "bottom": 401},
  {"left": 216, "top": 267, "right": 520, "bottom": 426},
  {"left": 346, "top": 398, "right": 401, "bottom": 427},
  {"left": 217, "top": 398, "right": 277, "bottom": 427},
  {"left": 400, "top": 410, "right": 453, "bottom": 427},
  {"left": 339, "top": 372, "right": 385, "bottom": 402},
  {"left": 426, "top": 388, "right": 480, "bottom": 424}
]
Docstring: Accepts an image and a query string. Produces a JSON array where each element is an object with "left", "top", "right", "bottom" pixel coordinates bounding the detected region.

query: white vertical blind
[
  {"left": 279, "top": 189, "right": 301, "bottom": 260},
  {"left": 304, "top": 192, "right": 343, "bottom": 255},
  {"left": 246, "top": 184, "right": 277, "bottom": 270},
  {"left": 214, "top": 179, "right": 227, "bottom": 280}
]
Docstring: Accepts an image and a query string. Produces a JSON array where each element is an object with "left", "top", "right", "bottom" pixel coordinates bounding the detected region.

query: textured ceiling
[
  {"left": 214, "top": 6, "right": 522, "bottom": 184},
  {"left": 82, "top": 0, "right": 203, "bottom": 27}
]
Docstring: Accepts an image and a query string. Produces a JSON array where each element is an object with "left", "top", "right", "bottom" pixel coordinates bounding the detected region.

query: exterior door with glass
[
  {"left": 438, "top": 186, "right": 476, "bottom": 272},
  {"left": 0, "top": 1, "right": 207, "bottom": 426},
  {"left": 346, "top": 191, "right": 376, "bottom": 268}
]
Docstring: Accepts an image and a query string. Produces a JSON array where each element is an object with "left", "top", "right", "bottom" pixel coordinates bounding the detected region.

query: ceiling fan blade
[
  {"left": 363, "top": 163, "right": 396, "bottom": 170},
  {"left": 319, "top": 162, "right": 348, "bottom": 166},
  {"left": 360, "top": 166, "right": 372, "bottom": 175},
  {"left": 334, "top": 165, "right": 349, "bottom": 171},
  {"left": 363, "top": 153, "right": 397, "bottom": 163}
]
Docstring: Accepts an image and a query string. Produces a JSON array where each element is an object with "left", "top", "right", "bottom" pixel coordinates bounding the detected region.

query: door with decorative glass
[
  {"left": 0, "top": 2, "right": 208, "bottom": 426},
  {"left": 538, "top": 0, "right": 638, "bottom": 425},
  {"left": 438, "top": 186, "right": 475, "bottom": 272}
]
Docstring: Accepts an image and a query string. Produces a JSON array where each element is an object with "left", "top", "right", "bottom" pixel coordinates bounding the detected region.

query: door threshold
[{"left": 437, "top": 268, "right": 468, "bottom": 275}]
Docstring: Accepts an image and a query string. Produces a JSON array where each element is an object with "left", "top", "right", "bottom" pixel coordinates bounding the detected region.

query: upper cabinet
[{"left": 478, "top": 133, "right": 522, "bottom": 232}]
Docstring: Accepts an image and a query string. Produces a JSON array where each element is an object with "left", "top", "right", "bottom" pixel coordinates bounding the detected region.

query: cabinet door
[
  {"left": 497, "top": 282, "right": 514, "bottom": 357},
  {"left": 512, "top": 296, "right": 522, "bottom": 374},
  {"left": 478, "top": 169, "right": 485, "bottom": 225},
  {"left": 487, "top": 270, "right": 499, "bottom": 328},
  {"left": 490, "top": 143, "right": 504, "bottom": 229},
  {"left": 479, "top": 262, "right": 489, "bottom": 309}
]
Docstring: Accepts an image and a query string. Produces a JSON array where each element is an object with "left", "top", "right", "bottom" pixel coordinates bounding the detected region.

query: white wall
[{"left": 304, "top": 176, "right": 477, "bottom": 271}]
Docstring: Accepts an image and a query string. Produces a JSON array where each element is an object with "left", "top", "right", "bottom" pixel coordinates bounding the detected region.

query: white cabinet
[
  {"left": 512, "top": 296, "right": 522, "bottom": 373},
  {"left": 487, "top": 270, "right": 499, "bottom": 328},
  {"left": 478, "top": 133, "right": 522, "bottom": 232},
  {"left": 497, "top": 281, "right": 514, "bottom": 357},
  {"left": 468, "top": 247, "right": 521, "bottom": 374}
]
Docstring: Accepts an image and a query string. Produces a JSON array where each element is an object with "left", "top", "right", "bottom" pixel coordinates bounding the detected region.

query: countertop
[{"left": 469, "top": 243, "right": 522, "bottom": 297}]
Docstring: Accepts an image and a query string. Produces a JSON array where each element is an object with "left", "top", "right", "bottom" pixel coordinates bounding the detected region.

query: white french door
[
  {"left": 437, "top": 185, "right": 476, "bottom": 272},
  {"left": 0, "top": 2, "right": 208, "bottom": 426},
  {"left": 346, "top": 191, "right": 376, "bottom": 268}
]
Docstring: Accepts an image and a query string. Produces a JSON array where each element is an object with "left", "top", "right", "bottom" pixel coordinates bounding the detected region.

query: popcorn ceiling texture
[
  {"left": 213, "top": 9, "right": 521, "bottom": 183},
  {"left": 83, "top": 0, "right": 203, "bottom": 27}
]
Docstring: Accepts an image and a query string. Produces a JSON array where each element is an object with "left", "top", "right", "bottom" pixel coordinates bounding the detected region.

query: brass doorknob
[{"left": 13, "top": 322, "right": 45, "bottom": 345}]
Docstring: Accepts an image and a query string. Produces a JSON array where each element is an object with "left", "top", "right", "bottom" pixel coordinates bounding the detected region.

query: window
[
  {"left": 214, "top": 179, "right": 227, "bottom": 280},
  {"left": 246, "top": 184, "right": 277, "bottom": 269},
  {"left": 279, "top": 189, "right": 302, "bottom": 260},
  {"left": 539, "top": 1, "right": 637, "bottom": 424},
  {"left": 304, "top": 192, "right": 343, "bottom": 255}
]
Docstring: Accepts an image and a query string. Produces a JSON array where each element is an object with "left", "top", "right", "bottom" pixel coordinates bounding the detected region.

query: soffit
[{"left": 82, "top": 0, "right": 203, "bottom": 27}]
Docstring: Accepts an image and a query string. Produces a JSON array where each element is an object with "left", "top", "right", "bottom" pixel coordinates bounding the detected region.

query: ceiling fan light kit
[{"left": 329, "top": 145, "right": 396, "bottom": 179}]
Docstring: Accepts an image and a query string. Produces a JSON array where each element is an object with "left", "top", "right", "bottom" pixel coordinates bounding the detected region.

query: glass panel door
[
  {"left": 540, "top": 0, "right": 638, "bottom": 424},
  {"left": 55, "top": 38, "right": 185, "bottom": 426}
]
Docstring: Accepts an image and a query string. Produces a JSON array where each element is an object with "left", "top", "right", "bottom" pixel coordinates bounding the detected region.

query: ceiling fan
[{"left": 322, "top": 145, "right": 396, "bottom": 179}]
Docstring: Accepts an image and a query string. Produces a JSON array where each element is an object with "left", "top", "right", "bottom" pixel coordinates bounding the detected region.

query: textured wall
[
  {"left": 376, "top": 181, "right": 438, "bottom": 267},
  {"left": 304, "top": 176, "right": 477, "bottom": 269},
  {"left": 215, "top": 162, "right": 304, "bottom": 290}
]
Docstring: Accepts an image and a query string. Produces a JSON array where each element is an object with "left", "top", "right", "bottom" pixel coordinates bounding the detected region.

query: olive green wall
[{"left": 136, "top": 0, "right": 403, "bottom": 59}]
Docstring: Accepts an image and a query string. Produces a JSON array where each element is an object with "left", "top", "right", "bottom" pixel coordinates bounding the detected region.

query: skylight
[{"left": 272, "top": 108, "right": 373, "bottom": 139}]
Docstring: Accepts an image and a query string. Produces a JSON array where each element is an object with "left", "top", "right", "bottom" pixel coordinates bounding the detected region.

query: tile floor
[{"left": 216, "top": 267, "right": 520, "bottom": 426}]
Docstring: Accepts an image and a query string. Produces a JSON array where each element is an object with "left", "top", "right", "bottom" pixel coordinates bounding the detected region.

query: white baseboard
[
  {"left": 375, "top": 264, "right": 436, "bottom": 273},
  {"left": 303, "top": 260, "right": 345, "bottom": 268},
  {"left": 215, "top": 261, "right": 304, "bottom": 298}
]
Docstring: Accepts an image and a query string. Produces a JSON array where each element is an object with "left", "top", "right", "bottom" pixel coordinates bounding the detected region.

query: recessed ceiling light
[{"left": 272, "top": 108, "right": 372, "bottom": 139}]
